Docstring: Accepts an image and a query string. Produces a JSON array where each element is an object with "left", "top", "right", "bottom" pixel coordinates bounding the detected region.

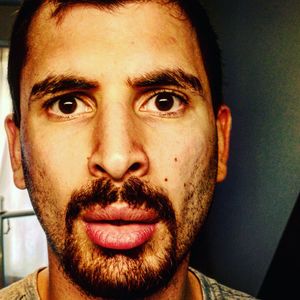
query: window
[{"left": 0, "top": 47, "right": 47, "bottom": 288}]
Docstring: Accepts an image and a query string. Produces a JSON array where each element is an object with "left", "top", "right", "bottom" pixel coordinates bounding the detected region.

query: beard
[
  {"left": 22, "top": 143, "right": 217, "bottom": 299},
  {"left": 62, "top": 177, "right": 178, "bottom": 299}
]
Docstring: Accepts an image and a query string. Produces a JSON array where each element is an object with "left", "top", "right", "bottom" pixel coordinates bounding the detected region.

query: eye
[
  {"left": 45, "top": 94, "right": 93, "bottom": 118},
  {"left": 140, "top": 91, "right": 187, "bottom": 115}
]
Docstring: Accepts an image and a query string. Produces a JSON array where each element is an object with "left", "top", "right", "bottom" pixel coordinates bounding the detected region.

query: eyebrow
[
  {"left": 29, "top": 69, "right": 202, "bottom": 101},
  {"left": 128, "top": 69, "right": 203, "bottom": 94},
  {"left": 30, "top": 75, "right": 99, "bottom": 100}
]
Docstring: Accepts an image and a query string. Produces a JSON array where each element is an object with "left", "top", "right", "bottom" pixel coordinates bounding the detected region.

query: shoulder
[
  {"left": 189, "top": 267, "right": 258, "bottom": 300},
  {"left": 0, "top": 269, "right": 41, "bottom": 300}
]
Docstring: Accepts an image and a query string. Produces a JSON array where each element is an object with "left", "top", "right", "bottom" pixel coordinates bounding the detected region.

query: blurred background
[{"left": 0, "top": 0, "right": 299, "bottom": 299}]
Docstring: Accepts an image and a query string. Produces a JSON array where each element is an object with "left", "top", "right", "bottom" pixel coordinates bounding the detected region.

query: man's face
[{"left": 6, "top": 2, "right": 230, "bottom": 299}]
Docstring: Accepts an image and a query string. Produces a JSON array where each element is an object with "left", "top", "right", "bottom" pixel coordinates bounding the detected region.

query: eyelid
[
  {"left": 140, "top": 89, "right": 189, "bottom": 105},
  {"left": 42, "top": 92, "right": 90, "bottom": 108}
]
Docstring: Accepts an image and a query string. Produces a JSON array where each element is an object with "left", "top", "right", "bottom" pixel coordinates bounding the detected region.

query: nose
[{"left": 88, "top": 103, "right": 149, "bottom": 182}]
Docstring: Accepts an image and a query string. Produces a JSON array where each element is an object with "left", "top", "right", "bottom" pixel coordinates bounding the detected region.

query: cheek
[
  {"left": 152, "top": 132, "right": 212, "bottom": 212},
  {"left": 21, "top": 122, "right": 90, "bottom": 197}
]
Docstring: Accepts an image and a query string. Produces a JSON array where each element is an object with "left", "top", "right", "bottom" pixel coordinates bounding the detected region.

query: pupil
[
  {"left": 59, "top": 98, "right": 77, "bottom": 114},
  {"left": 155, "top": 93, "right": 174, "bottom": 111}
]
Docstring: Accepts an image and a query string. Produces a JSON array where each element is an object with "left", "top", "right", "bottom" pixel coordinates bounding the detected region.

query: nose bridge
[
  {"left": 101, "top": 101, "right": 132, "bottom": 156},
  {"left": 89, "top": 98, "right": 148, "bottom": 181}
]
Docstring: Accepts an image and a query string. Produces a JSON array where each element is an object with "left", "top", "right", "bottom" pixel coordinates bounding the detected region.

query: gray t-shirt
[
  {"left": 189, "top": 267, "right": 256, "bottom": 300},
  {"left": 0, "top": 267, "right": 256, "bottom": 299}
]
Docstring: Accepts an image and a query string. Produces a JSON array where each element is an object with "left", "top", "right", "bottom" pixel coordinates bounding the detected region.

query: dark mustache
[{"left": 66, "top": 177, "right": 175, "bottom": 232}]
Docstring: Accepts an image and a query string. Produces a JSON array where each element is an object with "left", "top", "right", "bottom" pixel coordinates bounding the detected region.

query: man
[{"left": 1, "top": 0, "right": 255, "bottom": 299}]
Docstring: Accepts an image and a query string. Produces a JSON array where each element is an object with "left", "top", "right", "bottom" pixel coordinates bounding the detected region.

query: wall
[
  {"left": 191, "top": 0, "right": 300, "bottom": 296},
  {"left": 0, "top": 5, "right": 18, "bottom": 46}
]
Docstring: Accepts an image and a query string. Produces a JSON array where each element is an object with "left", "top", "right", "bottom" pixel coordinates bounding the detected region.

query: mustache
[{"left": 65, "top": 177, "right": 175, "bottom": 232}]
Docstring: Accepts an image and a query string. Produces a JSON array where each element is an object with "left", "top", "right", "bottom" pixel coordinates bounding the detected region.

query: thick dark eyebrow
[
  {"left": 128, "top": 69, "right": 203, "bottom": 94},
  {"left": 30, "top": 75, "right": 99, "bottom": 100}
]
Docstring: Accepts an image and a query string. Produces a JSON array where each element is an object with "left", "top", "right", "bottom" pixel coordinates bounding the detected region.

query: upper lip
[{"left": 82, "top": 205, "right": 159, "bottom": 224}]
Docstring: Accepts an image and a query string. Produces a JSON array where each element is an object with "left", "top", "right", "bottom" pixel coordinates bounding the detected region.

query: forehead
[
  {"left": 29, "top": 1, "right": 195, "bottom": 41},
  {"left": 22, "top": 1, "right": 209, "bottom": 98}
]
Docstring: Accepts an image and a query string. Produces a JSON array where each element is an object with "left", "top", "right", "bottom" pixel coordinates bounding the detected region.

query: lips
[{"left": 82, "top": 205, "right": 158, "bottom": 250}]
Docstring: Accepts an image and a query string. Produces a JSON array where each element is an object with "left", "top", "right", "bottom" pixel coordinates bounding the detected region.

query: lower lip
[{"left": 85, "top": 222, "right": 156, "bottom": 250}]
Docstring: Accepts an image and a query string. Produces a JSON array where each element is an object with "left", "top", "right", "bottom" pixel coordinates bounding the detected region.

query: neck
[{"left": 37, "top": 248, "right": 202, "bottom": 300}]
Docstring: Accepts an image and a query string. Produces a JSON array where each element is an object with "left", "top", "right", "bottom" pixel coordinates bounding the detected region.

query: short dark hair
[{"left": 8, "top": 0, "right": 222, "bottom": 127}]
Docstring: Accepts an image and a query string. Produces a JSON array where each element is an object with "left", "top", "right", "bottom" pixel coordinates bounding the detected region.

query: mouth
[{"left": 82, "top": 205, "right": 158, "bottom": 250}]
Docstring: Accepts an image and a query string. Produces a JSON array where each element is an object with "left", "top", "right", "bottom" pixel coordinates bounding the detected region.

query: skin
[{"left": 5, "top": 2, "right": 231, "bottom": 300}]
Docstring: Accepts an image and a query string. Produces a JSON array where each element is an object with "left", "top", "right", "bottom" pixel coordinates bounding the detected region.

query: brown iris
[{"left": 155, "top": 92, "right": 174, "bottom": 111}]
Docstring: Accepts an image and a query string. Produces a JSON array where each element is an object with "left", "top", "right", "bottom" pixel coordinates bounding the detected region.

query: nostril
[
  {"left": 129, "top": 162, "right": 140, "bottom": 171},
  {"left": 95, "top": 165, "right": 106, "bottom": 173}
]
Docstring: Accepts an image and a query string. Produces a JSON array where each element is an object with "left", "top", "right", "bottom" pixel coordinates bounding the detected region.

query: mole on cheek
[
  {"left": 174, "top": 157, "right": 178, "bottom": 162},
  {"left": 164, "top": 178, "right": 168, "bottom": 182}
]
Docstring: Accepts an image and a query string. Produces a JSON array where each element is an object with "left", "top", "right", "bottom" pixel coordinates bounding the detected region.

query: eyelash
[
  {"left": 42, "top": 93, "right": 76, "bottom": 108},
  {"left": 147, "top": 89, "right": 188, "bottom": 102}
]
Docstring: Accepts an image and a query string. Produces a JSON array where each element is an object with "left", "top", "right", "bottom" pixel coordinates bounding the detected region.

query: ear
[
  {"left": 216, "top": 105, "right": 232, "bottom": 182},
  {"left": 5, "top": 114, "right": 26, "bottom": 189}
]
